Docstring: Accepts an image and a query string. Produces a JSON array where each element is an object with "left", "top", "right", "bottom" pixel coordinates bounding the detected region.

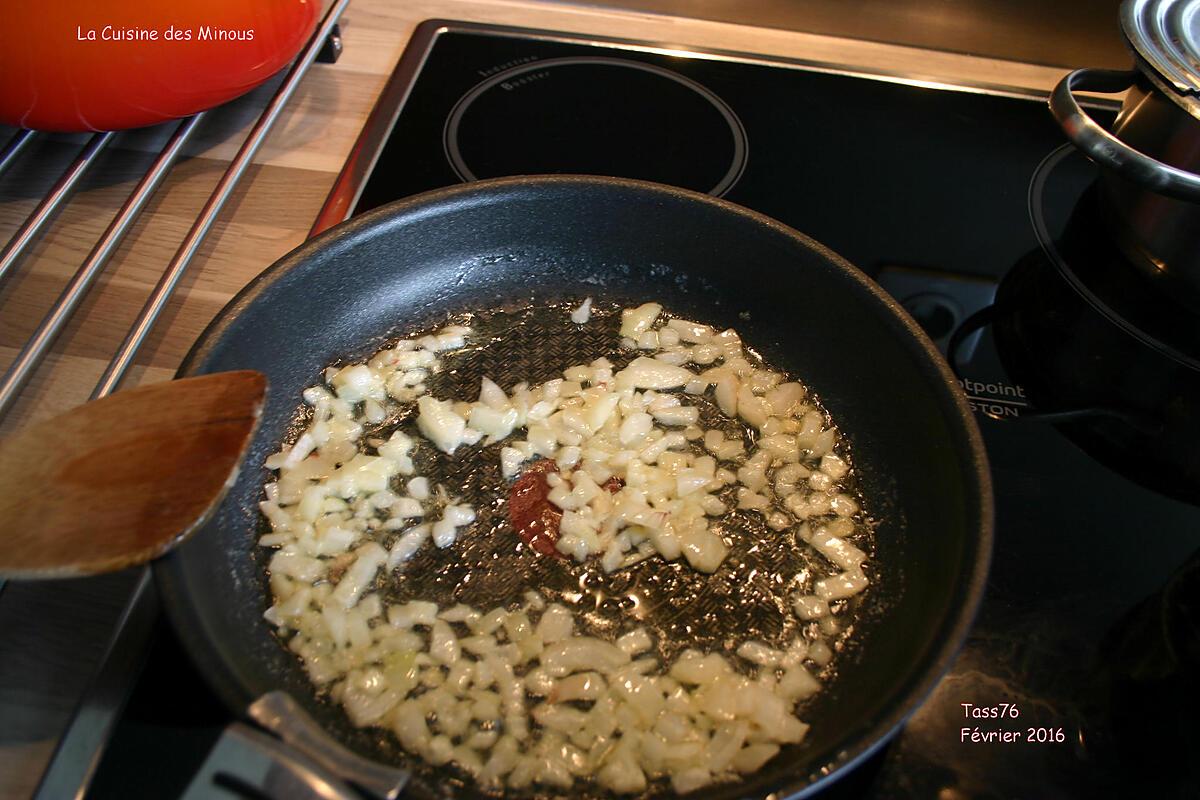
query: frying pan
[{"left": 156, "top": 176, "right": 993, "bottom": 798}]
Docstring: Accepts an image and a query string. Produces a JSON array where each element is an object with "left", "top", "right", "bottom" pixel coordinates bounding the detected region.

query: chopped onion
[
  {"left": 570, "top": 297, "right": 593, "bottom": 324},
  {"left": 416, "top": 396, "right": 467, "bottom": 454},
  {"left": 256, "top": 306, "right": 872, "bottom": 796},
  {"left": 615, "top": 357, "right": 695, "bottom": 390}
]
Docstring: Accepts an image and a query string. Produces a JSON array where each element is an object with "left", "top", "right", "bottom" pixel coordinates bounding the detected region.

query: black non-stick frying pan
[{"left": 156, "top": 176, "right": 993, "bottom": 799}]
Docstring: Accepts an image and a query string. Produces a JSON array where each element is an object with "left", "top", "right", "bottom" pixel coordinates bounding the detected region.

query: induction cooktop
[{"left": 83, "top": 20, "right": 1200, "bottom": 800}]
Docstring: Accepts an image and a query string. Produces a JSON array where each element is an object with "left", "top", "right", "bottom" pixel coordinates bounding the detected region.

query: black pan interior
[{"left": 156, "top": 176, "right": 992, "bottom": 799}]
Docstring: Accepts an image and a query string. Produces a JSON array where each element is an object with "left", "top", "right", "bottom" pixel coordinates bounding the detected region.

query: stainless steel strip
[
  {"left": 313, "top": 18, "right": 1118, "bottom": 236},
  {"left": 0, "top": 129, "right": 36, "bottom": 180},
  {"left": 30, "top": 5, "right": 350, "bottom": 797},
  {"left": 0, "top": 115, "right": 204, "bottom": 422},
  {"left": 0, "top": 131, "right": 115, "bottom": 284},
  {"left": 92, "top": 0, "right": 351, "bottom": 399},
  {"left": 30, "top": 570, "right": 156, "bottom": 800},
  {"left": 418, "top": 20, "right": 1110, "bottom": 106}
]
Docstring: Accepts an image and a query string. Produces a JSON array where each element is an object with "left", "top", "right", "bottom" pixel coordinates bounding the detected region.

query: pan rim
[{"left": 157, "top": 174, "right": 994, "bottom": 799}]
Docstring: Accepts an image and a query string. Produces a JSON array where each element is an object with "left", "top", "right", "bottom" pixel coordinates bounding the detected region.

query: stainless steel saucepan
[{"left": 1051, "top": 0, "right": 1200, "bottom": 310}]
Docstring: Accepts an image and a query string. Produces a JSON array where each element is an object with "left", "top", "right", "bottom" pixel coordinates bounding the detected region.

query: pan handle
[
  {"left": 182, "top": 723, "right": 360, "bottom": 800},
  {"left": 248, "top": 692, "right": 410, "bottom": 800}
]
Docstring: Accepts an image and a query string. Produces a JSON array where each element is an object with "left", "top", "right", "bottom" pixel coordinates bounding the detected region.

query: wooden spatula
[{"left": 0, "top": 370, "right": 266, "bottom": 579}]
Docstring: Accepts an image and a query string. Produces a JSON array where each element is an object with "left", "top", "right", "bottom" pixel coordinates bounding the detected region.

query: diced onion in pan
[{"left": 255, "top": 304, "right": 873, "bottom": 795}]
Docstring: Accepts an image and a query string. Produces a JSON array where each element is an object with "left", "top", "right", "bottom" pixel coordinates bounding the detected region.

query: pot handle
[{"left": 1049, "top": 68, "right": 1200, "bottom": 202}]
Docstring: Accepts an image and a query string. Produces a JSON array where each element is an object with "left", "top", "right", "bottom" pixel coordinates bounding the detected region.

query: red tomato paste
[{"left": 507, "top": 461, "right": 623, "bottom": 558}]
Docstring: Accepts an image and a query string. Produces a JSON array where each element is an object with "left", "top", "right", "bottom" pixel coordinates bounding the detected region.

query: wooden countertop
[{"left": 0, "top": 1, "right": 1070, "bottom": 796}]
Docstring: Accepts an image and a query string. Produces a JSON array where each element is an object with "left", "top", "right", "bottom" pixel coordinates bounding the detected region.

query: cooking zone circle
[
  {"left": 1028, "top": 144, "right": 1200, "bottom": 368},
  {"left": 443, "top": 57, "right": 748, "bottom": 197}
]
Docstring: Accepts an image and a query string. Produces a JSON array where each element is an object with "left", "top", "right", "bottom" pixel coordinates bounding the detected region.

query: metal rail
[
  {"left": 94, "top": 0, "right": 351, "bottom": 398},
  {"left": 0, "top": 115, "right": 204, "bottom": 420},
  {"left": 0, "top": 129, "right": 36, "bottom": 179},
  {"left": 0, "top": 131, "right": 115, "bottom": 285},
  {"left": 15, "top": 2, "right": 351, "bottom": 796}
]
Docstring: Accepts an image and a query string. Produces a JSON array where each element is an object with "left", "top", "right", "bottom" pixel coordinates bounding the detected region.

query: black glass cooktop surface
[{"left": 89, "top": 22, "right": 1200, "bottom": 800}]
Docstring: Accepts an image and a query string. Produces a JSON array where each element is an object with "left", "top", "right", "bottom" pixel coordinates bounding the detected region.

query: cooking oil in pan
[
  {"left": 354, "top": 300, "right": 874, "bottom": 669},
  {"left": 263, "top": 298, "right": 878, "bottom": 796}
]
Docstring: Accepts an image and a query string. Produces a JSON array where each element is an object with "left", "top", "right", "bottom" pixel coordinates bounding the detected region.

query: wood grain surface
[{"left": 0, "top": 0, "right": 1067, "bottom": 796}]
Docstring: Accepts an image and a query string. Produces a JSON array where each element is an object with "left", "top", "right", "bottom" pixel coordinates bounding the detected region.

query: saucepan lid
[{"left": 1123, "top": 0, "right": 1200, "bottom": 98}]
